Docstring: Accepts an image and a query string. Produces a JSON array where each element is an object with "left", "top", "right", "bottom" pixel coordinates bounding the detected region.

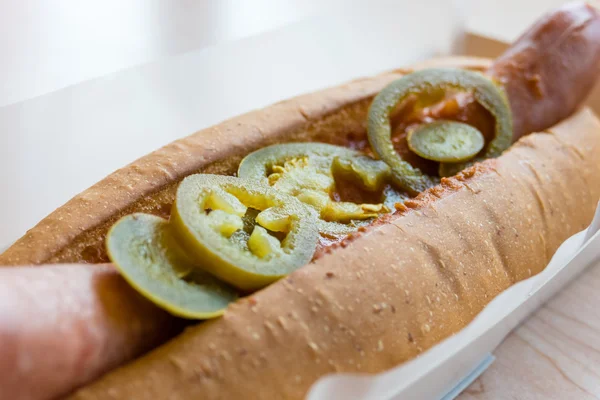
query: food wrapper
[{"left": 307, "top": 203, "right": 600, "bottom": 400}]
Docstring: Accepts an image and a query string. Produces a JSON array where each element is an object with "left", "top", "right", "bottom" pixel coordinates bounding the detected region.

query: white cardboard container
[{"left": 1, "top": 2, "right": 599, "bottom": 399}]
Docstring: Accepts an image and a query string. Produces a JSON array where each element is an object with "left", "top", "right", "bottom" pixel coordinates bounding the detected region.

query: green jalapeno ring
[
  {"left": 106, "top": 213, "right": 238, "bottom": 319},
  {"left": 238, "top": 142, "right": 394, "bottom": 236},
  {"left": 367, "top": 68, "right": 513, "bottom": 193},
  {"left": 407, "top": 120, "right": 485, "bottom": 163},
  {"left": 171, "top": 174, "right": 319, "bottom": 291}
]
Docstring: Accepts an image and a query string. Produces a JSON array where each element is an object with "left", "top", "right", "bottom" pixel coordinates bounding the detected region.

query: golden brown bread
[
  {"left": 33, "top": 52, "right": 595, "bottom": 398},
  {"left": 66, "top": 108, "right": 600, "bottom": 400},
  {"left": 0, "top": 56, "right": 498, "bottom": 400}
]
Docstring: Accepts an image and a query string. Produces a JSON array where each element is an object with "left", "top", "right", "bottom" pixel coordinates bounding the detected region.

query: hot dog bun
[
  {"left": 66, "top": 104, "right": 600, "bottom": 399},
  {"left": 0, "top": 56, "right": 497, "bottom": 400}
]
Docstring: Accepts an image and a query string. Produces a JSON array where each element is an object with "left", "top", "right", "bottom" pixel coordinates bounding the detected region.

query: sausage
[
  {"left": 0, "top": 264, "right": 182, "bottom": 400},
  {"left": 488, "top": 1, "right": 600, "bottom": 139}
]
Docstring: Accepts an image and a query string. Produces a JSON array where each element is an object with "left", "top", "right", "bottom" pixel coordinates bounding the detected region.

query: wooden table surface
[{"left": 459, "top": 260, "right": 600, "bottom": 399}]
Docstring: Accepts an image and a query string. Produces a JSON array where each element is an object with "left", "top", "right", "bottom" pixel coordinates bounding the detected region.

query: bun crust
[{"left": 10, "top": 57, "right": 592, "bottom": 400}]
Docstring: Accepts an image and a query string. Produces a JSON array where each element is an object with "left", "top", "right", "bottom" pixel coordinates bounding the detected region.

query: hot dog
[{"left": 1, "top": 3, "right": 600, "bottom": 400}]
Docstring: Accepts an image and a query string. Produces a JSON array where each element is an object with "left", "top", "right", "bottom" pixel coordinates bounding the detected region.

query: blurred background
[{"left": 0, "top": 0, "right": 574, "bottom": 107}]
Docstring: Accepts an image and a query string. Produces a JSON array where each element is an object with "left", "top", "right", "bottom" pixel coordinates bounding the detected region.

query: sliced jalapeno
[
  {"left": 407, "top": 120, "right": 485, "bottom": 163},
  {"left": 238, "top": 142, "right": 393, "bottom": 237},
  {"left": 368, "top": 68, "right": 513, "bottom": 193},
  {"left": 106, "top": 213, "right": 238, "bottom": 319},
  {"left": 171, "top": 174, "right": 319, "bottom": 291}
]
